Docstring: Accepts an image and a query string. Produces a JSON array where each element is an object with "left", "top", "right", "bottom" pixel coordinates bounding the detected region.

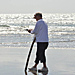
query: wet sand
[{"left": 0, "top": 47, "right": 75, "bottom": 75}]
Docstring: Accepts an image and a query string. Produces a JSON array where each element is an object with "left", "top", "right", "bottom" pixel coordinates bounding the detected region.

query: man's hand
[{"left": 28, "top": 29, "right": 33, "bottom": 33}]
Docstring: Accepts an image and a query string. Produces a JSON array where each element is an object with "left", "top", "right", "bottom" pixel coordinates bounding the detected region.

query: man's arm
[{"left": 28, "top": 22, "right": 40, "bottom": 34}]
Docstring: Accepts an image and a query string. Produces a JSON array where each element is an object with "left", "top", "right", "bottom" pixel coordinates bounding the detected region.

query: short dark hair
[{"left": 34, "top": 13, "right": 42, "bottom": 18}]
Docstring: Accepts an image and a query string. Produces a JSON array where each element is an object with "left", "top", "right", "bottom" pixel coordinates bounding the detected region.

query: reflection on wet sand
[
  {"left": 24, "top": 70, "right": 48, "bottom": 75},
  {"left": 25, "top": 71, "right": 27, "bottom": 75},
  {"left": 38, "top": 71, "right": 48, "bottom": 75}
]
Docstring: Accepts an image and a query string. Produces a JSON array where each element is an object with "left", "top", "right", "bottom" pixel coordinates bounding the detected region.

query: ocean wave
[
  {"left": 0, "top": 25, "right": 10, "bottom": 27},
  {"left": 0, "top": 25, "right": 34, "bottom": 34},
  {"left": 0, "top": 14, "right": 75, "bottom": 48}
]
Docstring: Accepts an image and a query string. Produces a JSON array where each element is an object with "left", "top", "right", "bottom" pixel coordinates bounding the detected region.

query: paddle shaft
[{"left": 25, "top": 37, "right": 36, "bottom": 71}]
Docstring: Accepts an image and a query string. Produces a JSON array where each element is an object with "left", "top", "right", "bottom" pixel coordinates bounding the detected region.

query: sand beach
[{"left": 0, "top": 47, "right": 75, "bottom": 75}]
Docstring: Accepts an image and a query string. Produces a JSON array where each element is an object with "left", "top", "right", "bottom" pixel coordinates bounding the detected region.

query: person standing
[{"left": 28, "top": 12, "right": 49, "bottom": 72}]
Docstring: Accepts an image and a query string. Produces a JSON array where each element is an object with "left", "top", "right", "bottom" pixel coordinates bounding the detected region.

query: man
[{"left": 28, "top": 12, "right": 49, "bottom": 72}]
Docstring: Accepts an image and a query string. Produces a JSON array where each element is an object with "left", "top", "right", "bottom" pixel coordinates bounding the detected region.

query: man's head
[{"left": 33, "top": 13, "right": 42, "bottom": 21}]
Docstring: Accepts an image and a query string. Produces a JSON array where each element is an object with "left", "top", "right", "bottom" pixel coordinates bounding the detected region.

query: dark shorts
[{"left": 35, "top": 42, "right": 48, "bottom": 64}]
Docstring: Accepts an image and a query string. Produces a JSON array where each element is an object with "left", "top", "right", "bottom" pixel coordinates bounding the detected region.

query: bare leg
[
  {"left": 43, "top": 63, "right": 47, "bottom": 68},
  {"left": 33, "top": 64, "right": 38, "bottom": 68}
]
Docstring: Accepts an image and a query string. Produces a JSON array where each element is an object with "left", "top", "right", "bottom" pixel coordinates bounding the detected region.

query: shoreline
[{"left": 0, "top": 47, "right": 75, "bottom": 49}]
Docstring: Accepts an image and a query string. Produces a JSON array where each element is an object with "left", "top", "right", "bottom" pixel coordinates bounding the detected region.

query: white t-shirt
[{"left": 31, "top": 19, "right": 49, "bottom": 42}]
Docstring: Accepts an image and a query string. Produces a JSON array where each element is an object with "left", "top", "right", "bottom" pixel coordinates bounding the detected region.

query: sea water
[{"left": 0, "top": 13, "right": 75, "bottom": 48}]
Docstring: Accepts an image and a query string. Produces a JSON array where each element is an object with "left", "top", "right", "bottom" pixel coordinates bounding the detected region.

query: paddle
[{"left": 25, "top": 29, "right": 36, "bottom": 72}]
